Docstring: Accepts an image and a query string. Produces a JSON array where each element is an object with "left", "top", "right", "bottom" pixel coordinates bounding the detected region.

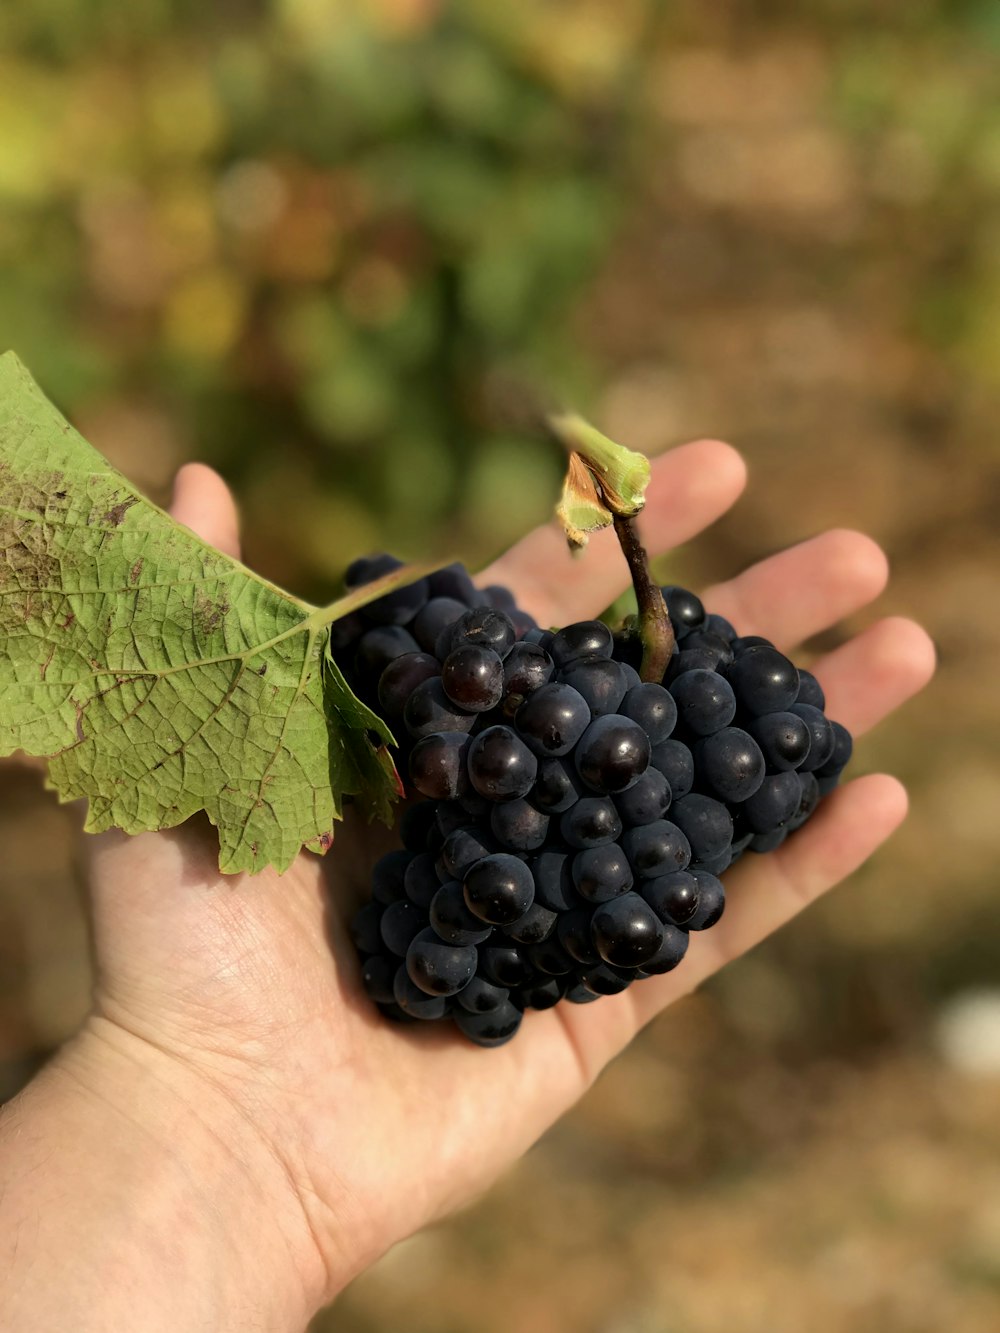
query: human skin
[{"left": 0, "top": 443, "right": 936, "bottom": 1330}]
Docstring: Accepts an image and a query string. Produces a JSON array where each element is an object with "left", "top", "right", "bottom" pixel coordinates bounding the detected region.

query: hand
[{"left": 2, "top": 443, "right": 935, "bottom": 1328}]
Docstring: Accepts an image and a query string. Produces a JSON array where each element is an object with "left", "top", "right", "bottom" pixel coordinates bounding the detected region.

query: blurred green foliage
[{"left": 0, "top": 0, "right": 661, "bottom": 595}]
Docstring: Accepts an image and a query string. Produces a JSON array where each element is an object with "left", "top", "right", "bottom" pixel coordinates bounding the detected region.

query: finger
[
  {"left": 170, "top": 463, "right": 242, "bottom": 559},
  {"left": 813, "top": 616, "right": 937, "bottom": 734},
  {"left": 703, "top": 529, "right": 889, "bottom": 651},
  {"left": 480, "top": 440, "right": 747, "bottom": 626},
  {"left": 624, "top": 773, "right": 909, "bottom": 1031}
]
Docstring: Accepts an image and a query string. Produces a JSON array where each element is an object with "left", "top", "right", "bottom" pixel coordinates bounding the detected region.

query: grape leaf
[{"left": 0, "top": 351, "right": 411, "bottom": 875}]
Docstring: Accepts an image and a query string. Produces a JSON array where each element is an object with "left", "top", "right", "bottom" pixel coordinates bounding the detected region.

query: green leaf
[
  {"left": 0, "top": 351, "right": 407, "bottom": 875},
  {"left": 548, "top": 413, "right": 652, "bottom": 550}
]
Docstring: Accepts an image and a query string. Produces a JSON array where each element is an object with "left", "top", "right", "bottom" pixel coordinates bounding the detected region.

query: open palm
[{"left": 79, "top": 442, "right": 934, "bottom": 1304}]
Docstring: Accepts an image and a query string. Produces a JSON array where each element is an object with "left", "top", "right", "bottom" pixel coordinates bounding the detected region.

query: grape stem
[{"left": 612, "top": 513, "right": 674, "bottom": 683}]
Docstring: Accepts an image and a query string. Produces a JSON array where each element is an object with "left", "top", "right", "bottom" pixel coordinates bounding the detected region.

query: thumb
[{"left": 169, "top": 463, "right": 242, "bottom": 558}]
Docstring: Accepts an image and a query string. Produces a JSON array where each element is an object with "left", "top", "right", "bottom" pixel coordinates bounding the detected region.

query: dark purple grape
[
  {"left": 346, "top": 553, "right": 403, "bottom": 587},
  {"left": 441, "top": 644, "right": 504, "bottom": 712},
  {"left": 670, "top": 794, "right": 734, "bottom": 861},
  {"left": 525, "top": 936, "right": 574, "bottom": 976},
  {"left": 393, "top": 967, "right": 449, "bottom": 1019},
  {"left": 479, "top": 583, "right": 518, "bottom": 612},
  {"left": 490, "top": 799, "right": 550, "bottom": 852},
  {"left": 399, "top": 801, "right": 438, "bottom": 853},
  {"left": 727, "top": 645, "right": 799, "bottom": 715},
  {"left": 787, "top": 771, "right": 821, "bottom": 829},
  {"left": 815, "top": 720, "right": 852, "bottom": 783},
  {"left": 463, "top": 853, "right": 535, "bottom": 924},
  {"left": 651, "top": 738, "right": 694, "bottom": 800},
  {"left": 662, "top": 585, "right": 706, "bottom": 632},
  {"left": 558, "top": 658, "right": 628, "bottom": 717},
  {"left": 704, "top": 613, "right": 736, "bottom": 642},
  {"left": 571, "top": 843, "right": 634, "bottom": 903},
  {"left": 503, "top": 901, "right": 558, "bottom": 945},
  {"left": 442, "top": 606, "right": 516, "bottom": 660},
  {"left": 791, "top": 704, "right": 836, "bottom": 772},
  {"left": 670, "top": 669, "right": 737, "bottom": 736},
  {"left": 695, "top": 727, "right": 766, "bottom": 802},
  {"left": 404, "top": 678, "right": 476, "bottom": 740},
  {"left": 578, "top": 961, "right": 634, "bottom": 995},
  {"left": 516, "top": 683, "right": 591, "bottom": 757},
  {"left": 560, "top": 797, "right": 623, "bottom": 849},
  {"left": 361, "top": 954, "right": 397, "bottom": 1004},
  {"left": 351, "top": 901, "right": 384, "bottom": 955},
  {"left": 403, "top": 853, "right": 442, "bottom": 908},
  {"left": 380, "top": 899, "right": 426, "bottom": 956},
  {"left": 356, "top": 625, "right": 421, "bottom": 677},
  {"left": 531, "top": 757, "right": 585, "bottom": 813},
  {"left": 686, "top": 870, "right": 725, "bottom": 930},
  {"left": 434, "top": 801, "right": 469, "bottom": 837},
  {"left": 429, "top": 882, "right": 493, "bottom": 946},
  {"left": 518, "top": 977, "right": 564, "bottom": 1010},
  {"left": 549, "top": 620, "right": 614, "bottom": 666},
  {"left": 439, "top": 826, "right": 495, "bottom": 879},
  {"left": 635, "top": 923, "right": 690, "bottom": 976},
  {"left": 456, "top": 975, "right": 509, "bottom": 1013},
  {"left": 453, "top": 1000, "right": 522, "bottom": 1047},
  {"left": 641, "top": 870, "right": 700, "bottom": 926},
  {"left": 564, "top": 983, "right": 600, "bottom": 1004},
  {"left": 409, "top": 732, "right": 471, "bottom": 800},
  {"left": 614, "top": 768, "right": 671, "bottom": 827},
  {"left": 502, "top": 642, "right": 554, "bottom": 699},
  {"left": 591, "top": 892, "right": 665, "bottom": 967},
  {"left": 690, "top": 850, "right": 730, "bottom": 876},
  {"left": 371, "top": 849, "right": 410, "bottom": 904},
  {"left": 411, "top": 597, "right": 467, "bottom": 654},
  {"left": 620, "top": 683, "right": 677, "bottom": 744},
  {"left": 745, "top": 711, "right": 812, "bottom": 772},
  {"left": 557, "top": 908, "right": 601, "bottom": 965},
  {"left": 406, "top": 927, "right": 477, "bottom": 997},
  {"left": 795, "top": 668, "right": 826, "bottom": 710},
  {"left": 749, "top": 828, "right": 787, "bottom": 853},
  {"left": 428, "top": 563, "right": 477, "bottom": 604},
  {"left": 378, "top": 652, "right": 441, "bottom": 719},
  {"left": 477, "top": 943, "right": 534, "bottom": 988},
  {"left": 531, "top": 849, "right": 581, "bottom": 912},
  {"left": 364, "top": 576, "right": 430, "bottom": 627},
  {"left": 467, "top": 725, "right": 538, "bottom": 802},
  {"left": 621, "top": 820, "right": 692, "bottom": 877},
  {"left": 680, "top": 629, "right": 734, "bottom": 669},
  {"left": 741, "top": 771, "right": 802, "bottom": 833},
  {"left": 574, "top": 715, "right": 651, "bottom": 794}
]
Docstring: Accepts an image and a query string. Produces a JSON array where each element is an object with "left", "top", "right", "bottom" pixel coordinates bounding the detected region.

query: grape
[
  {"left": 670, "top": 794, "right": 734, "bottom": 861},
  {"left": 741, "top": 771, "right": 802, "bottom": 834},
  {"left": 371, "top": 849, "right": 410, "bottom": 904},
  {"left": 409, "top": 732, "right": 471, "bottom": 800},
  {"left": 380, "top": 899, "right": 426, "bottom": 956},
  {"left": 749, "top": 828, "right": 786, "bottom": 853},
  {"left": 621, "top": 820, "right": 692, "bottom": 877},
  {"left": 571, "top": 843, "right": 634, "bottom": 902},
  {"left": 795, "top": 668, "right": 826, "bottom": 710},
  {"left": 560, "top": 797, "right": 623, "bottom": 849},
  {"left": 351, "top": 901, "right": 384, "bottom": 955},
  {"left": 437, "top": 826, "right": 492, "bottom": 880},
  {"left": 662, "top": 585, "right": 706, "bottom": 632},
  {"left": 787, "top": 771, "right": 821, "bottom": 829},
  {"left": 453, "top": 1000, "right": 523, "bottom": 1047},
  {"left": 400, "top": 801, "right": 439, "bottom": 853},
  {"left": 695, "top": 727, "right": 766, "bottom": 802},
  {"left": 620, "top": 683, "right": 677, "bottom": 745},
  {"left": 578, "top": 961, "right": 634, "bottom": 996},
  {"left": 502, "top": 642, "right": 555, "bottom": 699},
  {"left": 378, "top": 652, "right": 441, "bottom": 719},
  {"left": 704, "top": 613, "right": 736, "bottom": 642},
  {"left": 531, "top": 757, "right": 585, "bottom": 813},
  {"left": 650, "top": 738, "right": 694, "bottom": 800},
  {"left": 516, "top": 683, "right": 591, "bottom": 757},
  {"left": 549, "top": 620, "right": 614, "bottom": 666},
  {"left": 558, "top": 658, "right": 628, "bottom": 716},
  {"left": 641, "top": 870, "right": 700, "bottom": 926},
  {"left": 406, "top": 928, "right": 477, "bottom": 997},
  {"left": 443, "top": 607, "right": 516, "bottom": 660},
  {"left": 670, "top": 669, "right": 737, "bottom": 736},
  {"left": 531, "top": 849, "right": 582, "bottom": 912},
  {"left": 727, "top": 645, "right": 799, "bottom": 715},
  {"left": 791, "top": 704, "right": 836, "bottom": 772},
  {"left": 403, "top": 853, "right": 441, "bottom": 908},
  {"left": 557, "top": 908, "right": 601, "bottom": 965},
  {"left": 346, "top": 553, "right": 403, "bottom": 587},
  {"left": 434, "top": 801, "right": 469, "bottom": 838},
  {"left": 467, "top": 725, "right": 538, "bottom": 801},
  {"left": 686, "top": 870, "right": 726, "bottom": 930},
  {"left": 357, "top": 625, "right": 421, "bottom": 678},
  {"left": 745, "top": 711, "right": 811, "bottom": 772},
  {"left": 463, "top": 853, "right": 535, "bottom": 924},
  {"left": 590, "top": 892, "right": 665, "bottom": 967},
  {"left": 477, "top": 943, "right": 534, "bottom": 988},
  {"left": 614, "top": 767, "right": 671, "bottom": 827},
  {"left": 519, "top": 977, "right": 564, "bottom": 1010},
  {"left": 456, "top": 975, "right": 509, "bottom": 1013},
  {"left": 412, "top": 597, "right": 467, "bottom": 653},
  {"left": 681, "top": 629, "right": 735, "bottom": 669},
  {"left": 526, "top": 936, "right": 575, "bottom": 976},
  {"left": 429, "top": 881, "right": 493, "bottom": 946},
  {"left": 490, "top": 799, "right": 550, "bottom": 852},
  {"left": 668, "top": 647, "right": 727, "bottom": 678},
  {"left": 364, "top": 576, "right": 430, "bottom": 627},
  {"left": 441, "top": 645, "right": 504, "bottom": 712},
  {"left": 428, "top": 563, "right": 478, "bottom": 604},
  {"left": 404, "top": 678, "right": 476, "bottom": 740},
  {"left": 635, "top": 923, "right": 689, "bottom": 976},
  {"left": 564, "top": 984, "right": 600, "bottom": 1004},
  {"left": 574, "top": 715, "right": 651, "bottom": 794},
  {"left": 393, "top": 966, "right": 449, "bottom": 1020},
  {"left": 361, "top": 954, "right": 397, "bottom": 1005},
  {"left": 504, "top": 901, "right": 558, "bottom": 945}
]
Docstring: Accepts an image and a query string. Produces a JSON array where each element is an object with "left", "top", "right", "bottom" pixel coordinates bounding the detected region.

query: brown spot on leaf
[
  {"left": 39, "top": 643, "right": 55, "bottom": 680},
  {"left": 60, "top": 611, "right": 75, "bottom": 630},
  {"left": 129, "top": 558, "right": 144, "bottom": 585},
  {"left": 318, "top": 830, "right": 333, "bottom": 851},
  {"left": 75, "top": 705, "right": 85, "bottom": 743},
  {"left": 103, "top": 495, "right": 139, "bottom": 527},
  {"left": 194, "top": 588, "right": 230, "bottom": 638},
  {"left": 257, "top": 663, "right": 267, "bottom": 676}
]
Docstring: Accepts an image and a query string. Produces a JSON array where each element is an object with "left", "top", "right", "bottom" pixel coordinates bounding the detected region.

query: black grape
[
  {"left": 441, "top": 645, "right": 505, "bottom": 712},
  {"left": 571, "top": 843, "right": 634, "bottom": 903},
  {"left": 795, "top": 668, "right": 826, "bottom": 710},
  {"left": 686, "top": 871, "right": 726, "bottom": 930},
  {"left": 351, "top": 901, "right": 384, "bottom": 955},
  {"left": 651, "top": 739, "right": 694, "bottom": 800},
  {"left": 429, "top": 882, "right": 493, "bottom": 946},
  {"left": 378, "top": 652, "right": 441, "bottom": 718},
  {"left": 741, "top": 771, "right": 802, "bottom": 833},
  {"left": 621, "top": 820, "right": 692, "bottom": 877},
  {"left": 357, "top": 625, "right": 421, "bottom": 678},
  {"left": 409, "top": 732, "right": 471, "bottom": 800},
  {"left": 467, "top": 725, "right": 538, "bottom": 802},
  {"left": 404, "top": 678, "right": 476, "bottom": 740},
  {"left": 791, "top": 704, "right": 836, "bottom": 772},
  {"left": 662, "top": 585, "right": 706, "bottom": 632},
  {"left": 614, "top": 767, "right": 671, "bottom": 827},
  {"left": 695, "top": 727, "right": 766, "bottom": 802},
  {"left": 463, "top": 853, "right": 535, "bottom": 924},
  {"left": 393, "top": 966, "right": 449, "bottom": 1020},
  {"left": 590, "top": 892, "right": 665, "bottom": 967},
  {"left": 477, "top": 943, "right": 534, "bottom": 989},
  {"left": 641, "top": 870, "right": 700, "bottom": 926},
  {"left": 558, "top": 658, "right": 628, "bottom": 716},
  {"left": 453, "top": 1000, "right": 523, "bottom": 1047},
  {"left": 560, "top": 797, "right": 623, "bottom": 849},
  {"left": 504, "top": 901, "right": 558, "bottom": 945},
  {"left": 669, "top": 669, "right": 737, "bottom": 736},
  {"left": 456, "top": 975, "right": 509, "bottom": 1013},
  {"left": 620, "top": 682, "right": 677, "bottom": 745},
  {"left": 442, "top": 606, "right": 516, "bottom": 660},
  {"left": 745, "top": 711, "right": 811, "bottom": 772},
  {"left": 636, "top": 923, "right": 690, "bottom": 976},
  {"left": 502, "top": 642, "right": 555, "bottom": 699},
  {"left": 403, "top": 853, "right": 442, "bottom": 908},
  {"left": 361, "top": 954, "right": 397, "bottom": 1005},
  {"left": 531, "top": 757, "right": 585, "bottom": 813},
  {"left": 531, "top": 849, "right": 582, "bottom": 912},
  {"left": 574, "top": 715, "right": 651, "bottom": 794},
  {"left": 380, "top": 899, "right": 427, "bottom": 956},
  {"left": 490, "top": 799, "right": 550, "bottom": 852},
  {"left": 516, "top": 683, "right": 591, "bottom": 757},
  {"left": 727, "top": 645, "right": 799, "bottom": 715},
  {"left": 406, "top": 928, "right": 478, "bottom": 997},
  {"left": 439, "top": 826, "right": 495, "bottom": 879},
  {"left": 549, "top": 620, "right": 614, "bottom": 666},
  {"left": 670, "top": 794, "right": 734, "bottom": 861}
]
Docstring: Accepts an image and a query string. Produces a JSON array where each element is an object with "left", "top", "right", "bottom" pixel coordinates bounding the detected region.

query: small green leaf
[
  {"left": 549, "top": 412, "right": 652, "bottom": 550},
  {"left": 0, "top": 351, "right": 409, "bottom": 875}
]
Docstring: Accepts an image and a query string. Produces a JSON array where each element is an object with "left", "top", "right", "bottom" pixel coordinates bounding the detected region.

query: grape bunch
[{"left": 340, "top": 556, "right": 852, "bottom": 1048}]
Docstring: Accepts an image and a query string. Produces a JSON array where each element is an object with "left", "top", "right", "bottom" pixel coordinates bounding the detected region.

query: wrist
[{"left": 0, "top": 1017, "right": 334, "bottom": 1330}]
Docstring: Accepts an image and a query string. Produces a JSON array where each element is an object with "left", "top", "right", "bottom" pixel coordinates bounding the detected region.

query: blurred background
[{"left": 1, "top": 1, "right": 998, "bottom": 1329}]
